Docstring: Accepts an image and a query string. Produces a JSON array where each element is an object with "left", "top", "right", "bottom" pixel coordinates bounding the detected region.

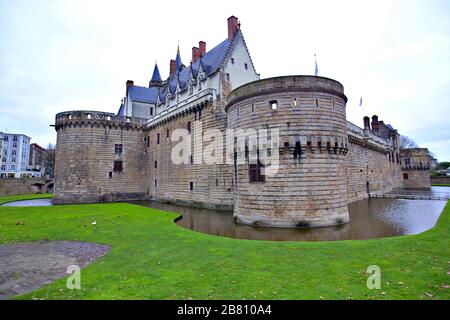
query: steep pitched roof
[
  {"left": 150, "top": 63, "right": 162, "bottom": 82},
  {"left": 128, "top": 85, "right": 158, "bottom": 104},
  {"left": 166, "top": 38, "right": 232, "bottom": 95},
  {"left": 175, "top": 46, "right": 183, "bottom": 73}
]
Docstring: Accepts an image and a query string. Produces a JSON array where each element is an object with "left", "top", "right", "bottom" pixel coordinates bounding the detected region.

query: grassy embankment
[{"left": 0, "top": 194, "right": 448, "bottom": 300}]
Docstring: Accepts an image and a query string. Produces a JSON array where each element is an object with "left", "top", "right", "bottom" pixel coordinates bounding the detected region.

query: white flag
[{"left": 314, "top": 54, "right": 319, "bottom": 76}]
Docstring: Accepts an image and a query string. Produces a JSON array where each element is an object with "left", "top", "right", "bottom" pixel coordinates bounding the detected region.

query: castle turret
[
  {"left": 53, "top": 111, "right": 148, "bottom": 204},
  {"left": 226, "top": 76, "right": 349, "bottom": 228}
]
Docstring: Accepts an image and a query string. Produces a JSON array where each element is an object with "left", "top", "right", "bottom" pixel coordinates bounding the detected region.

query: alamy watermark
[
  {"left": 66, "top": 265, "right": 81, "bottom": 290},
  {"left": 169, "top": 120, "right": 281, "bottom": 176}
]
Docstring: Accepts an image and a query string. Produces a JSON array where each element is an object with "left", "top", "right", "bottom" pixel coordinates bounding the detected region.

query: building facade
[
  {"left": 53, "top": 17, "right": 431, "bottom": 227},
  {"left": 0, "top": 132, "right": 33, "bottom": 178}
]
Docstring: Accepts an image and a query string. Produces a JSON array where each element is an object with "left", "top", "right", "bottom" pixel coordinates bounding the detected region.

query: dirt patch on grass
[{"left": 0, "top": 241, "right": 109, "bottom": 299}]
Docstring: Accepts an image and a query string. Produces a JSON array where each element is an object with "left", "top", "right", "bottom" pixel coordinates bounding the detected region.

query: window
[
  {"left": 231, "top": 58, "right": 235, "bottom": 64},
  {"left": 166, "top": 129, "right": 170, "bottom": 139},
  {"left": 147, "top": 136, "right": 150, "bottom": 147},
  {"left": 251, "top": 103, "right": 255, "bottom": 113},
  {"left": 187, "top": 121, "right": 191, "bottom": 134},
  {"left": 154, "top": 161, "right": 158, "bottom": 169},
  {"left": 13, "top": 136, "right": 17, "bottom": 141},
  {"left": 12, "top": 157, "right": 16, "bottom": 163},
  {"left": 294, "top": 99, "right": 297, "bottom": 107},
  {"left": 114, "top": 144, "right": 123, "bottom": 155},
  {"left": 249, "top": 161, "right": 265, "bottom": 183},
  {"left": 113, "top": 160, "right": 123, "bottom": 172},
  {"left": 108, "top": 172, "right": 112, "bottom": 178},
  {"left": 10, "top": 165, "right": 16, "bottom": 170},
  {"left": 405, "top": 158, "right": 411, "bottom": 166},
  {"left": 226, "top": 73, "right": 230, "bottom": 81},
  {"left": 403, "top": 173, "right": 409, "bottom": 180},
  {"left": 86, "top": 113, "right": 92, "bottom": 119},
  {"left": 157, "top": 133, "right": 160, "bottom": 144},
  {"left": 190, "top": 155, "right": 193, "bottom": 164},
  {"left": 244, "top": 63, "right": 248, "bottom": 70},
  {"left": 154, "top": 179, "right": 157, "bottom": 187},
  {"left": 150, "top": 107, "right": 153, "bottom": 116},
  {"left": 1, "top": 165, "right": 5, "bottom": 170},
  {"left": 12, "top": 150, "right": 16, "bottom": 156},
  {"left": 270, "top": 100, "right": 278, "bottom": 110},
  {"left": 249, "top": 152, "right": 265, "bottom": 183},
  {"left": 189, "top": 181, "right": 194, "bottom": 191},
  {"left": 13, "top": 143, "right": 17, "bottom": 148}
]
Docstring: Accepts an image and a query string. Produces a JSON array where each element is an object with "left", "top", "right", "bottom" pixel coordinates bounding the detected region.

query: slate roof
[
  {"left": 161, "top": 38, "right": 232, "bottom": 100},
  {"left": 128, "top": 85, "right": 158, "bottom": 104},
  {"left": 150, "top": 64, "right": 162, "bottom": 82},
  {"left": 128, "top": 37, "right": 233, "bottom": 105},
  {"left": 386, "top": 124, "right": 397, "bottom": 131}
]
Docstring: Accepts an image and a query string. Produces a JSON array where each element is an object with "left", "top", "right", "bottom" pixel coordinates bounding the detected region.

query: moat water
[
  {"left": 133, "top": 196, "right": 446, "bottom": 242},
  {"left": 2, "top": 188, "right": 447, "bottom": 242}
]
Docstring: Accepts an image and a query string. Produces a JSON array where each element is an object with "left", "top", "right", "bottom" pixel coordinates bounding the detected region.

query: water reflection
[
  {"left": 132, "top": 198, "right": 446, "bottom": 242},
  {"left": 1, "top": 198, "right": 53, "bottom": 207}
]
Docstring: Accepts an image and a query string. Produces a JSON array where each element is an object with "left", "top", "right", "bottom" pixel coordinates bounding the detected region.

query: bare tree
[
  {"left": 400, "top": 135, "right": 418, "bottom": 149},
  {"left": 44, "top": 143, "right": 55, "bottom": 178}
]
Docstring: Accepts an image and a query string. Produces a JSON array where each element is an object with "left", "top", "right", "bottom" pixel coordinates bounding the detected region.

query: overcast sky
[{"left": 0, "top": 0, "right": 449, "bottom": 160}]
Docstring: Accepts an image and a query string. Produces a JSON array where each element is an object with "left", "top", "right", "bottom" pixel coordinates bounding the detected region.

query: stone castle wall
[
  {"left": 146, "top": 99, "right": 234, "bottom": 210},
  {"left": 400, "top": 148, "right": 431, "bottom": 189},
  {"left": 226, "top": 76, "right": 350, "bottom": 227},
  {"left": 346, "top": 123, "right": 403, "bottom": 202},
  {"left": 0, "top": 178, "right": 51, "bottom": 195},
  {"left": 53, "top": 111, "right": 149, "bottom": 204}
]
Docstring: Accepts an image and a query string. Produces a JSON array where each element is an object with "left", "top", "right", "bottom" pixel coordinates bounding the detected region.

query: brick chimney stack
[
  {"left": 192, "top": 47, "right": 200, "bottom": 63},
  {"left": 199, "top": 41, "right": 206, "bottom": 57},
  {"left": 169, "top": 59, "right": 176, "bottom": 76},
  {"left": 228, "top": 16, "right": 239, "bottom": 40},
  {"left": 126, "top": 80, "right": 134, "bottom": 95},
  {"left": 371, "top": 115, "right": 379, "bottom": 132},
  {"left": 363, "top": 116, "right": 371, "bottom": 130}
]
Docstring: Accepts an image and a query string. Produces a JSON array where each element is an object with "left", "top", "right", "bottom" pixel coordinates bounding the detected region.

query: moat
[{"left": 132, "top": 196, "right": 446, "bottom": 242}]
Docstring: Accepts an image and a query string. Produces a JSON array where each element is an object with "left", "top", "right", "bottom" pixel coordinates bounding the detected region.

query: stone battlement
[
  {"left": 226, "top": 75, "right": 347, "bottom": 110},
  {"left": 55, "top": 111, "right": 147, "bottom": 131}
]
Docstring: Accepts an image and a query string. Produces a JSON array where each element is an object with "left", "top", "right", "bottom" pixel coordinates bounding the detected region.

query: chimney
[
  {"left": 126, "top": 80, "right": 134, "bottom": 95},
  {"left": 192, "top": 47, "right": 200, "bottom": 63},
  {"left": 169, "top": 59, "right": 176, "bottom": 76},
  {"left": 363, "top": 116, "right": 371, "bottom": 130},
  {"left": 199, "top": 41, "right": 206, "bottom": 57},
  {"left": 228, "top": 16, "right": 239, "bottom": 40},
  {"left": 371, "top": 115, "right": 379, "bottom": 131}
]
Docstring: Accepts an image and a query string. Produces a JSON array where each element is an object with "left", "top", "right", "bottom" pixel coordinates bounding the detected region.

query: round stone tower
[
  {"left": 226, "top": 76, "right": 349, "bottom": 228},
  {"left": 53, "top": 111, "right": 148, "bottom": 204}
]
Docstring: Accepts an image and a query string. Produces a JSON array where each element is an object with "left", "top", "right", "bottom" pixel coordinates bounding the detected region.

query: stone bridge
[{"left": 0, "top": 178, "right": 54, "bottom": 196}]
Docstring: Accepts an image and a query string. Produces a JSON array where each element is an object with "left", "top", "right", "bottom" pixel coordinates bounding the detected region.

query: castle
[{"left": 53, "top": 16, "right": 431, "bottom": 228}]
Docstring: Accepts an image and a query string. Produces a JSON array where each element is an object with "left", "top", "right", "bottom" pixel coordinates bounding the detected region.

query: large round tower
[
  {"left": 53, "top": 111, "right": 148, "bottom": 204},
  {"left": 226, "top": 76, "right": 349, "bottom": 228}
]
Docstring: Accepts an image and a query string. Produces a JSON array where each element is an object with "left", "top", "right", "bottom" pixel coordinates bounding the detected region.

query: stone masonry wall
[
  {"left": 0, "top": 178, "right": 49, "bottom": 195},
  {"left": 346, "top": 138, "right": 403, "bottom": 202},
  {"left": 146, "top": 101, "right": 234, "bottom": 210},
  {"left": 53, "top": 111, "right": 148, "bottom": 204},
  {"left": 226, "top": 76, "right": 350, "bottom": 227}
]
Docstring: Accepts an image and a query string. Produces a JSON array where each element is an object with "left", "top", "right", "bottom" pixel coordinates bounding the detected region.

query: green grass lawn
[
  {"left": 0, "top": 194, "right": 449, "bottom": 300},
  {"left": 432, "top": 184, "right": 450, "bottom": 187}
]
